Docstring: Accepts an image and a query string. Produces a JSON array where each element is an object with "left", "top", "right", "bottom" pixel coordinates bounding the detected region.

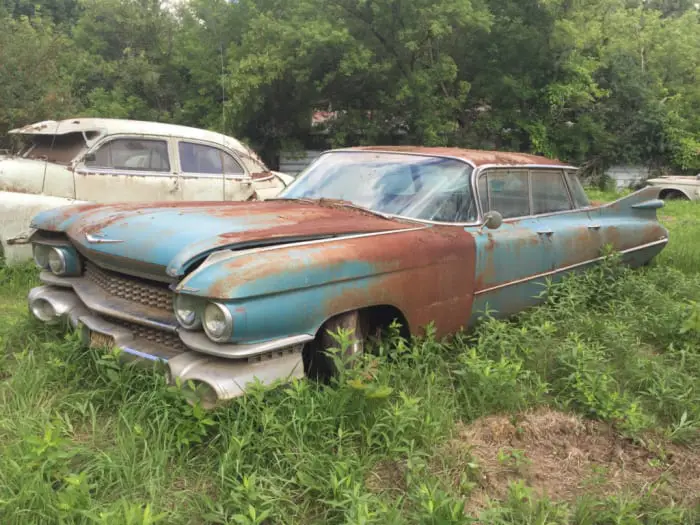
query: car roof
[
  {"left": 344, "top": 146, "right": 576, "bottom": 169},
  {"left": 9, "top": 118, "right": 266, "bottom": 170}
]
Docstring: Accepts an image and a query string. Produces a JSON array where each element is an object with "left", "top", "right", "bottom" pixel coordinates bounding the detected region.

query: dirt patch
[{"left": 435, "top": 409, "right": 700, "bottom": 513}]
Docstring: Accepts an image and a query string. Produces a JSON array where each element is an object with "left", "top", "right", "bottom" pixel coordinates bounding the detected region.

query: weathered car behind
[
  {"left": 646, "top": 174, "right": 700, "bottom": 201},
  {"left": 0, "top": 118, "right": 292, "bottom": 263}
]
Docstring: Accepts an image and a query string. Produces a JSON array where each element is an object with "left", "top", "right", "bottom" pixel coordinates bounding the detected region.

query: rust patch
[
  {"left": 351, "top": 146, "right": 571, "bottom": 168},
  {"left": 209, "top": 225, "right": 477, "bottom": 338}
]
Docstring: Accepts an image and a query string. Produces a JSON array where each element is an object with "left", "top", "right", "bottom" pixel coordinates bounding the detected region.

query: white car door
[
  {"left": 73, "top": 135, "right": 182, "bottom": 202},
  {"left": 177, "top": 140, "right": 255, "bottom": 201}
]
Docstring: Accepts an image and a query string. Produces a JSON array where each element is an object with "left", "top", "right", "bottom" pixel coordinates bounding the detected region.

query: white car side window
[{"left": 86, "top": 138, "right": 170, "bottom": 172}]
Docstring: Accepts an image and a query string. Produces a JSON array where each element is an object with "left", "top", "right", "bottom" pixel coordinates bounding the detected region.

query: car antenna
[{"left": 220, "top": 40, "right": 226, "bottom": 200}]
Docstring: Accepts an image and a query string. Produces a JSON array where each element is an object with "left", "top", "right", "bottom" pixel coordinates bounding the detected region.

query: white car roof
[{"left": 9, "top": 118, "right": 267, "bottom": 172}]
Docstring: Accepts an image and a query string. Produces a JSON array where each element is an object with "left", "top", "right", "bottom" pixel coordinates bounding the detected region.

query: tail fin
[{"left": 597, "top": 186, "right": 664, "bottom": 218}]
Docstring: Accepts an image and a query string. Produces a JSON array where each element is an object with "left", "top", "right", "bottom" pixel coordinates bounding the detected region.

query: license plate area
[{"left": 89, "top": 331, "right": 115, "bottom": 349}]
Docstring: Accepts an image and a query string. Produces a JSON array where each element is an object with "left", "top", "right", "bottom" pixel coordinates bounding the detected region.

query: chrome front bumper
[{"left": 28, "top": 285, "right": 307, "bottom": 404}]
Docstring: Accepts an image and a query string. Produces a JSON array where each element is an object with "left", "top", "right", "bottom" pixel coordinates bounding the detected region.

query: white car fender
[{"left": 0, "top": 191, "right": 87, "bottom": 264}]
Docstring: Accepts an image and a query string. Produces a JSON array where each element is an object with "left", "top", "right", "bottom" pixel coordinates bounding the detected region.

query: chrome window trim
[
  {"left": 387, "top": 163, "right": 581, "bottom": 226},
  {"left": 474, "top": 165, "right": 594, "bottom": 223},
  {"left": 176, "top": 139, "right": 250, "bottom": 180},
  {"left": 474, "top": 238, "right": 669, "bottom": 296},
  {"left": 529, "top": 168, "right": 575, "bottom": 215},
  {"left": 282, "top": 151, "right": 581, "bottom": 226},
  {"left": 475, "top": 167, "right": 532, "bottom": 219},
  {"left": 79, "top": 135, "right": 173, "bottom": 173},
  {"left": 281, "top": 150, "right": 483, "bottom": 227}
]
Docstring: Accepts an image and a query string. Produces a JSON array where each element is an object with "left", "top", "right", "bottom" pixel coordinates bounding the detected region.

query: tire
[{"left": 303, "top": 310, "right": 368, "bottom": 381}]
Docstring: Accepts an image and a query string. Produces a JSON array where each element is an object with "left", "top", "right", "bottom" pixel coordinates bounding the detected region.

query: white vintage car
[
  {"left": 0, "top": 118, "right": 293, "bottom": 263},
  {"left": 646, "top": 174, "right": 700, "bottom": 201}
]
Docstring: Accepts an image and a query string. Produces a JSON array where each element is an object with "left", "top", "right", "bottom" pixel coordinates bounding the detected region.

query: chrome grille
[
  {"left": 85, "top": 262, "right": 173, "bottom": 312},
  {"left": 110, "top": 318, "right": 188, "bottom": 355}
]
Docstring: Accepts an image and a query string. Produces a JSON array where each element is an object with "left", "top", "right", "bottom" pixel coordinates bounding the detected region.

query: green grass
[{"left": 0, "top": 193, "right": 698, "bottom": 524}]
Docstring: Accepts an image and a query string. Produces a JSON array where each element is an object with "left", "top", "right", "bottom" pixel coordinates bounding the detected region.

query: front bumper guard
[{"left": 28, "top": 285, "right": 308, "bottom": 405}]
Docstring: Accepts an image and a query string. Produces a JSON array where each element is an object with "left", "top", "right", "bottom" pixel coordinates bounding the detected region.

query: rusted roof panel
[{"left": 348, "top": 146, "right": 574, "bottom": 168}]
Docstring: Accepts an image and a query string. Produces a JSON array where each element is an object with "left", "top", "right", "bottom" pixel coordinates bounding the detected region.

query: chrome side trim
[
  {"left": 178, "top": 226, "right": 429, "bottom": 284},
  {"left": 85, "top": 233, "right": 124, "bottom": 244},
  {"left": 178, "top": 330, "right": 314, "bottom": 359},
  {"left": 474, "top": 238, "right": 669, "bottom": 296}
]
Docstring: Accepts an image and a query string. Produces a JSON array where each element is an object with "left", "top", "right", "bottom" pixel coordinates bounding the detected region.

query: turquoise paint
[
  {"left": 202, "top": 272, "right": 392, "bottom": 343},
  {"left": 33, "top": 205, "right": 288, "bottom": 269},
  {"left": 179, "top": 243, "right": 385, "bottom": 300}
]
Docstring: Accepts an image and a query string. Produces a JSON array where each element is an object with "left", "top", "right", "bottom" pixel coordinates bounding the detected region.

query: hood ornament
[{"left": 85, "top": 232, "right": 124, "bottom": 244}]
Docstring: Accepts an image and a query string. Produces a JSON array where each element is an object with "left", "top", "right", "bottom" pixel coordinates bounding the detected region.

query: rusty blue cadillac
[{"left": 26, "top": 147, "right": 669, "bottom": 405}]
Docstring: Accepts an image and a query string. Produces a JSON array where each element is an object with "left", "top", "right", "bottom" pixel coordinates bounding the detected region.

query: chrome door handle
[
  {"left": 536, "top": 230, "right": 554, "bottom": 236},
  {"left": 588, "top": 224, "right": 601, "bottom": 230}
]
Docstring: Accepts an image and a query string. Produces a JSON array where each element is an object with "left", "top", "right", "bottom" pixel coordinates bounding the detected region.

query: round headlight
[
  {"left": 174, "top": 294, "right": 201, "bottom": 330},
  {"left": 48, "top": 248, "right": 67, "bottom": 275},
  {"left": 33, "top": 244, "right": 50, "bottom": 269},
  {"left": 203, "top": 302, "right": 233, "bottom": 342}
]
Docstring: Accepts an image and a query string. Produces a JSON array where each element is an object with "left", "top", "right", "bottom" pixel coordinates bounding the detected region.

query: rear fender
[{"left": 590, "top": 186, "right": 668, "bottom": 255}]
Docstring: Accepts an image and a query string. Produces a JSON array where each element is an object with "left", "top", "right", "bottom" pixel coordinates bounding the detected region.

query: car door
[
  {"left": 177, "top": 141, "right": 256, "bottom": 201},
  {"left": 73, "top": 135, "right": 181, "bottom": 202},
  {"left": 529, "top": 168, "right": 601, "bottom": 273},
  {"left": 466, "top": 168, "right": 554, "bottom": 320}
]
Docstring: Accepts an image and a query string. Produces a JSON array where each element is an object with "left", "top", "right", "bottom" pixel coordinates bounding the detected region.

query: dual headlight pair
[
  {"left": 174, "top": 295, "right": 232, "bottom": 342},
  {"left": 33, "top": 244, "right": 80, "bottom": 277}
]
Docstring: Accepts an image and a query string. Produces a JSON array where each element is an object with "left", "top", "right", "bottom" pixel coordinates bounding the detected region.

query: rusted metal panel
[
  {"left": 350, "top": 146, "right": 573, "bottom": 168},
  {"left": 177, "top": 225, "right": 477, "bottom": 341},
  {"left": 30, "top": 200, "right": 421, "bottom": 277}
]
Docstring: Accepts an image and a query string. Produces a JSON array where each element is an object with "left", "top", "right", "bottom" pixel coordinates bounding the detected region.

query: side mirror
[
  {"left": 478, "top": 211, "right": 503, "bottom": 233},
  {"left": 83, "top": 152, "right": 96, "bottom": 163}
]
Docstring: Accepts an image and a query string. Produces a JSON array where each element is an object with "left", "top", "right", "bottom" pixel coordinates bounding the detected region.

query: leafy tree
[{"left": 0, "top": 15, "right": 77, "bottom": 147}]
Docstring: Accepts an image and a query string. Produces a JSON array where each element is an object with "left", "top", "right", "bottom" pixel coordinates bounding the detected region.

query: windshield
[{"left": 280, "top": 151, "right": 477, "bottom": 223}]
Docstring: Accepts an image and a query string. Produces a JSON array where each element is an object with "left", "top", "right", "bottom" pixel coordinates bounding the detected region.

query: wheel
[{"left": 303, "top": 310, "right": 368, "bottom": 381}]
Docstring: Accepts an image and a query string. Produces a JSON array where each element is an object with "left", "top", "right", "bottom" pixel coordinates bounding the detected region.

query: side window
[
  {"left": 222, "top": 151, "right": 245, "bottom": 175},
  {"left": 86, "top": 139, "right": 170, "bottom": 171},
  {"left": 480, "top": 169, "right": 530, "bottom": 219},
  {"left": 179, "top": 142, "right": 245, "bottom": 175},
  {"left": 566, "top": 171, "right": 590, "bottom": 208},
  {"left": 531, "top": 170, "right": 572, "bottom": 215}
]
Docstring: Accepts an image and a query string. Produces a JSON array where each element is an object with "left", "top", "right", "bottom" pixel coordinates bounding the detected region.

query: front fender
[
  {"left": 178, "top": 226, "right": 477, "bottom": 340},
  {"left": 1, "top": 192, "right": 88, "bottom": 264}
]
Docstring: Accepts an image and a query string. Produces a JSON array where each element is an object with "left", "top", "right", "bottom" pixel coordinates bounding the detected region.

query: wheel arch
[
  {"left": 658, "top": 187, "right": 691, "bottom": 200},
  {"left": 313, "top": 304, "right": 411, "bottom": 341}
]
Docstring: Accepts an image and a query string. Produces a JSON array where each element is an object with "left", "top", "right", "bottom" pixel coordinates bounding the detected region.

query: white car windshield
[{"left": 280, "top": 151, "right": 477, "bottom": 223}]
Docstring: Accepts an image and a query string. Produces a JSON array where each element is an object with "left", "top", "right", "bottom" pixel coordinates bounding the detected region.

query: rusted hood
[{"left": 31, "top": 200, "right": 414, "bottom": 276}]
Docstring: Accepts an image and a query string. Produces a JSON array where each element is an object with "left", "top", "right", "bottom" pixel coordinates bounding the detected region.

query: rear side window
[
  {"left": 479, "top": 169, "right": 530, "bottom": 218},
  {"left": 178, "top": 142, "right": 244, "bottom": 175},
  {"left": 566, "top": 171, "right": 590, "bottom": 208},
  {"left": 530, "top": 170, "right": 572, "bottom": 215},
  {"left": 86, "top": 138, "right": 170, "bottom": 171}
]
